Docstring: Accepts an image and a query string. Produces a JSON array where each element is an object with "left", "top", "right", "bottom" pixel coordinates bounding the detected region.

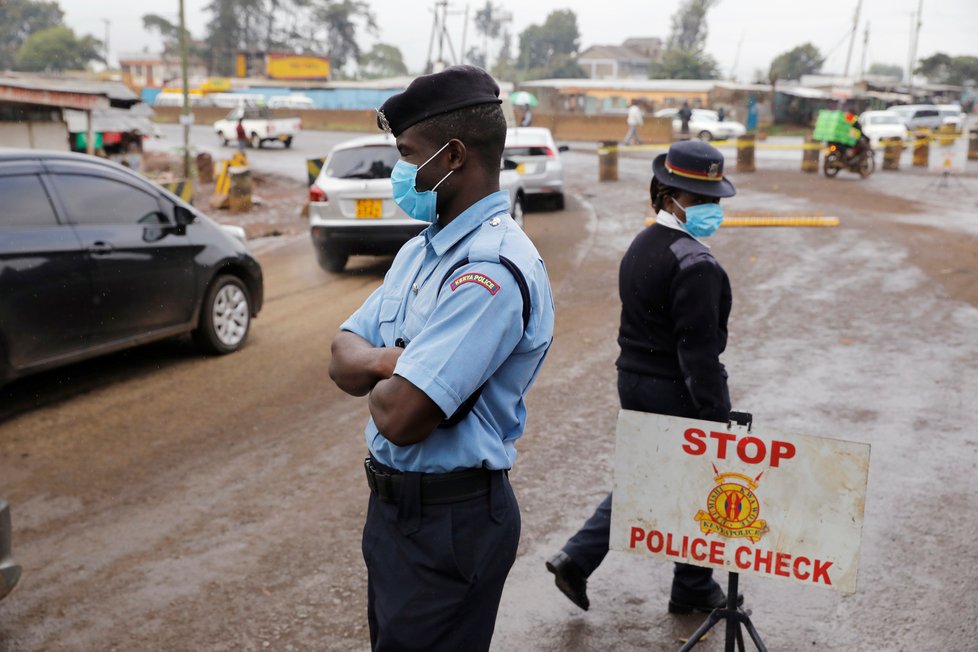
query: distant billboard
[{"left": 265, "top": 54, "right": 330, "bottom": 81}]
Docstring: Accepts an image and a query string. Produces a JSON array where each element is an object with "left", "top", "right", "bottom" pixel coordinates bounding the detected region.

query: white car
[
  {"left": 858, "top": 110, "right": 910, "bottom": 146},
  {"left": 213, "top": 104, "right": 302, "bottom": 149},
  {"left": 937, "top": 104, "right": 965, "bottom": 131},
  {"left": 308, "top": 134, "right": 527, "bottom": 272},
  {"left": 504, "top": 127, "right": 567, "bottom": 210},
  {"left": 653, "top": 108, "right": 746, "bottom": 141}
]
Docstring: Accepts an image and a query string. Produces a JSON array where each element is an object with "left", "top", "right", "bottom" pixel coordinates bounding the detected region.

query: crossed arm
[{"left": 329, "top": 331, "right": 445, "bottom": 446}]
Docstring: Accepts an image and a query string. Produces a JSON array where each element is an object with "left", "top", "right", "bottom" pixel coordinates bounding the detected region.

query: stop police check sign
[{"left": 610, "top": 411, "right": 870, "bottom": 593}]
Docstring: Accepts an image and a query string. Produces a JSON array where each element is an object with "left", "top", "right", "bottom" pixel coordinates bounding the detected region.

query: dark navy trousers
[
  {"left": 362, "top": 469, "right": 520, "bottom": 651},
  {"left": 562, "top": 369, "right": 730, "bottom": 599}
]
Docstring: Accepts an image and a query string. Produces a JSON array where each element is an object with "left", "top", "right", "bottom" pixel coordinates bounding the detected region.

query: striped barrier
[
  {"left": 160, "top": 179, "right": 193, "bottom": 203},
  {"left": 307, "top": 157, "right": 326, "bottom": 186},
  {"left": 209, "top": 153, "right": 248, "bottom": 209},
  {"left": 600, "top": 133, "right": 959, "bottom": 155}
]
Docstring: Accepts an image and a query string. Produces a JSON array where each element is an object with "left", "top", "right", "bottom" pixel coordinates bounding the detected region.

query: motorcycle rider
[{"left": 830, "top": 112, "right": 870, "bottom": 164}]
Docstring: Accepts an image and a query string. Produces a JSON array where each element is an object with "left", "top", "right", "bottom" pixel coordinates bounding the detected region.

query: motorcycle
[{"left": 823, "top": 143, "right": 875, "bottom": 178}]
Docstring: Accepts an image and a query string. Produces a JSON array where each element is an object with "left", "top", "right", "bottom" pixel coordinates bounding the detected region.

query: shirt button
[
  {"left": 412, "top": 283, "right": 419, "bottom": 295},
  {"left": 490, "top": 217, "right": 501, "bottom": 226}
]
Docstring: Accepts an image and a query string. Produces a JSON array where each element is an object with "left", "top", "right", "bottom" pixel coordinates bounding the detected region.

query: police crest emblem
[
  {"left": 694, "top": 464, "right": 769, "bottom": 543},
  {"left": 376, "top": 109, "right": 392, "bottom": 134},
  {"left": 707, "top": 162, "right": 720, "bottom": 178}
]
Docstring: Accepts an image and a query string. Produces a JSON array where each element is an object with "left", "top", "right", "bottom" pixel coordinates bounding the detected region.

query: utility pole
[
  {"left": 101, "top": 19, "right": 110, "bottom": 70},
  {"left": 425, "top": 1, "right": 460, "bottom": 73},
  {"left": 859, "top": 22, "right": 869, "bottom": 80},
  {"left": 842, "top": 0, "right": 862, "bottom": 78},
  {"left": 178, "top": 0, "right": 191, "bottom": 179},
  {"left": 907, "top": 0, "right": 924, "bottom": 93}
]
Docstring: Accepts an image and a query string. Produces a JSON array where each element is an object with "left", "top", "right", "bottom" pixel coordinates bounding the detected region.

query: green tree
[
  {"left": 0, "top": 0, "right": 64, "bottom": 70},
  {"left": 358, "top": 43, "right": 407, "bottom": 79},
  {"left": 916, "top": 53, "right": 978, "bottom": 85},
  {"left": 311, "top": 0, "right": 377, "bottom": 73},
  {"left": 473, "top": 1, "right": 502, "bottom": 69},
  {"left": 15, "top": 25, "right": 102, "bottom": 71},
  {"left": 516, "top": 9, "right": 584, "bottom": 80},
  {"left": 867, "top": 62, "right": 903, "bottom": 80},
  {"left": 649, "top": 0, "right": 720, "bottom": 79},
  {"left": 768, "top": 43, "right": 824, "bottom": 84}
]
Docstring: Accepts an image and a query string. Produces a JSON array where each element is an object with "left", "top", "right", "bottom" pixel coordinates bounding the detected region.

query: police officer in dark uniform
[
  {"left": 546, "top": 140, "right": 741, "bottom": 615},
  {"left": 329, "top": 66, "right": 555, "bottom": 652}
]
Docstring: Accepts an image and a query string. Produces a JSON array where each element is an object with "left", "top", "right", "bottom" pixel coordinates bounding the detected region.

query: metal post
[
  {"left": 86, "top": 109, "right": 95, "bottom": 156},
  {"left": 178, "top": 0, "right": 191, "bottom": 180}
]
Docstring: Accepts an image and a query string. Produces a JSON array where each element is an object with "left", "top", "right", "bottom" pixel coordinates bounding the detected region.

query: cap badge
[
  {"left": 707, "top": 162, "right": 720, "bottom": 178},
  {"left": 376, "top": 109, "right": 391, "bottom": 134}
]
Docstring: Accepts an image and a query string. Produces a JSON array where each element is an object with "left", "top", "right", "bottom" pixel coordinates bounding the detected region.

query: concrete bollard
[
  {"left": 228, "top": 166, "right": 252, "bottom": 213},
  {"left": 736, "top": 135, "right": 755, "bottom": 173},
  {"left": 801, "top": 136, "right": 819, "bottom": 173},
  {"left": 969, "top": 128, "right": 978, "bottom": 161},
  {"left": 912, "top": 130, "right": 930, "bottom": 168},
  {"left": 196, "top": 152, "right": 214, "bottom": 184},
  {"left": 598, "top": 140, "right": 618, "bottom": 182},
  {"left": 882, "top": 137, "right": 903, "bottom": 171}
]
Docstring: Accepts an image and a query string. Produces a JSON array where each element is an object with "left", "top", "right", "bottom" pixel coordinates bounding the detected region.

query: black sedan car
[{"left": 0, "top": 150, "right": 263, "bottom": 386}]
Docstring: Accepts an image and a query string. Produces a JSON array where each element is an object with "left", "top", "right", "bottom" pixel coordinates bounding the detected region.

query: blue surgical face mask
[
  {"left": 390, "top": 142, "right": 453, "bottom": 223},
  {"left": 672, "top": 197, "right": 723, "bottom": 238}
]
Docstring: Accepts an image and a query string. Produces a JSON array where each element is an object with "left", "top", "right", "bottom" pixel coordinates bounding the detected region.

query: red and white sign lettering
[{"left": 609, "top": 411, "right": 870, "bottom": 593}]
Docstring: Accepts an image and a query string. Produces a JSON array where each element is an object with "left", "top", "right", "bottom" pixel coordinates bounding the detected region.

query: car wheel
[
  {"left": 697, "top": 130, "right": 713, "bottom": 141},
  {"left": 193, "top": 275, "right": 252, "bottom": 354},
  {"left": 250, "top": 133, "right": 262, "bottom": 149},
  {"left": 284, "top": 136, "right": 293, "bottom": 148},
  {"left": 552, "top": 193, "right": 565, "bottom": 211},
  {"left": 511, "top": 193, "right": 525, "bottom": 228},
  {"left": 318, "top": 242, "right": 348, "bottom": 273},
  {"left": 218, "top": 131, "right": 229, "bottom": 146}
]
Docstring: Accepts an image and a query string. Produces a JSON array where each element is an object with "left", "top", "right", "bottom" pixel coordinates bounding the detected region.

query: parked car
[
  {"left": 267, "top": 94, "right": 315, "bottom": 110},
  {"left": 308, "top": 134, "right": 527, "bottom": 273},
  {"left": 0, "top": 499, "right": 20, "bottom": 602},
  {"left": 213, "top": 104, "right": 302, "bottom": 149},
  {"left": 937, "top": 104, "right": 965, "bottom": 130},
  {"left": 858, "top": 110, "right": 910, "bottom": 146},
  {"left": 0, "top": 150, "right": 264, "bottom": 387},
  {"left": 504, "top": 127, "right": 568, "bottom": 209},
  {"left": 886, "top": 104, "right": 942, "bottom": 131},
  {"left": 653, "top": 108, "right": 747, "bottom": 141}
]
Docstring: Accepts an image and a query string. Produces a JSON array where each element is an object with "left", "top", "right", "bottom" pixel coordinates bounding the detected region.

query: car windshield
[
  {"left": 939, "top": 109, "right": 960, "bottom": 117},
  {"left": 869, "top": 115, "right": 901, "bottom": 124},
  {"left": 326, "top": 145, "right": 400, "bottom": 179}
]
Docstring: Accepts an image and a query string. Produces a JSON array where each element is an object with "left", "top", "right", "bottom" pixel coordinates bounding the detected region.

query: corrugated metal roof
[{"left": 0, "top": 74, "right": 139, "bottom": 103}]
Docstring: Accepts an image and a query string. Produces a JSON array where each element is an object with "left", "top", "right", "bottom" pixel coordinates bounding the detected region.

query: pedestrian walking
[
  {"left": 329, "top": 65, "right": 555, "bottom": 652},
  {"left": 235, "top": 118, "right": 247, "bottom": 151},
  {"left": 624, "top": 100, "right": 644, "bottom": 146},
  {"left": 520, "top": 103, "right": 533, "bottom": 127},
  {"left": 545, "top": 140, "right": 742, "bottom": 616},
  {"left": 717, "top": 106, "right": 726, "bottom": 122},
  {"left": 678, "top": 100, "right": 693, "bottom": 139}
]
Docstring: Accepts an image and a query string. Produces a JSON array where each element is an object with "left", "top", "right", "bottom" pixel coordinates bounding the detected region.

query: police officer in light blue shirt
[{"left": 329, "top": 65, "right": 554, "bottom": 652}]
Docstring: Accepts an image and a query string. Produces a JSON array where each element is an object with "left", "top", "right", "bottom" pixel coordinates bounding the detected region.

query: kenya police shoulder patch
[{"left": 450, "top": 272, "right": 500, "bottom": 295}]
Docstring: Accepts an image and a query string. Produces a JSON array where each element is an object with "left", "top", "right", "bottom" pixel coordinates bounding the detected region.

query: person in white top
[{"left": 624, "top": 100, "right": 644, "bottom": 145}]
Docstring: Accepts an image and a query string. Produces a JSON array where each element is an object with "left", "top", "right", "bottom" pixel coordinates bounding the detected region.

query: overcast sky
[{"left": 59, "top": 0, "right": 977, "bottom": 82}]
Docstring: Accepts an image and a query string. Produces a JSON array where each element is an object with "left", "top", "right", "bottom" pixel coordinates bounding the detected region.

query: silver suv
[
  {"left": 887, "top": 104, "right": 942, "bottom": 131},
  {"left": 308, "top": 134, "right": 526, "bottom": 273}
]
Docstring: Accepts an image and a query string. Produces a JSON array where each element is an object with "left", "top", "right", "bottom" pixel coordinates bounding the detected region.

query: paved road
[{"left": 2, "top": 142, "right": 978, "bottom": 650}]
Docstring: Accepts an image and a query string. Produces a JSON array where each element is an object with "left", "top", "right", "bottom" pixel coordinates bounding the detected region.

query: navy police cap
[
  {"left": 652, "top": 140, "right": 736, "bottom": 198},
  {"left": 377, "top": 65, "right": 502, "bottom": 137}
]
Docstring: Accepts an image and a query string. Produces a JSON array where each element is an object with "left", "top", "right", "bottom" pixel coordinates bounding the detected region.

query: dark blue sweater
[{"left": 615, "top": 223, "right": 731, "bottom": 422}]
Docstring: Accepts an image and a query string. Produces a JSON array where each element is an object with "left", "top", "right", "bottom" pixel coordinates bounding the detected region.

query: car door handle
[{"left": 88, "top": 241, "right": 114, "bottom": 255}]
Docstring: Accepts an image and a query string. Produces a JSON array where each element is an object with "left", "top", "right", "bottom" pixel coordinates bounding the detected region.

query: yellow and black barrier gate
[
  {"left": 307, "top": 157, "right": 326, "bottom": 187},
  {"left": 160, "top": 179, "right": 193, "bottom": 204}
]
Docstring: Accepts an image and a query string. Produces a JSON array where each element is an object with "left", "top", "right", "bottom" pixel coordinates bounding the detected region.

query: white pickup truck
[{"left": 213, "top": 104, "right": 302, "bottom": 149}]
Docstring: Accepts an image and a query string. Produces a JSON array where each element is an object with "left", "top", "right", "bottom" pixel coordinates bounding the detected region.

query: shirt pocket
[
  {"left": 402, "top": 290, "right": 435, "bottom": 344},
  {"left": 378, "top": 296, "right": 401, "bottom": 347}
]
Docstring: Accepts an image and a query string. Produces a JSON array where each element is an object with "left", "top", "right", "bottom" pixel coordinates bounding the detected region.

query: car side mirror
[
  {"left": 502, "top": 159, "right": 519, "bottom": 171},
  {"left": 174, "top": 205, "right": 196, "bottom": 226},
  {"left": 558, "top": 144, "right": 569, "bottom": 153}
]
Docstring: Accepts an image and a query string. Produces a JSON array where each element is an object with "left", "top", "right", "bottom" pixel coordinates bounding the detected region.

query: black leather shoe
[
  {"left": 668, "top": 586, "right": 744, "bottom": 614},
  {"left": 545, "top": 551, "right": 589, "bottom": 611}
]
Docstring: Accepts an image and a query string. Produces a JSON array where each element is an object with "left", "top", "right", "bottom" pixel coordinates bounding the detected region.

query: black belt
[{"left": 364, "top": 457, "right": 499, "bottom": 505}]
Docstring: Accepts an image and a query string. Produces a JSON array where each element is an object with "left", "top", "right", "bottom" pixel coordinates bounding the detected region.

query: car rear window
[
  {"left": 0, "top": 174, "right": 59, "bottom": 227},
  {"left": 505, "top": 146, "right": 551, "bottom": 157},
  {"left": 913, "top": 110, "right": 939, "bottom": 118},
  {"left": 326, "top": 146, "right": 399, "bottom": 179}
]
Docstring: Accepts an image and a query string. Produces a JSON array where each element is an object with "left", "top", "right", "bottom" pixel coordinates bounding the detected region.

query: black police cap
[
  {"left": 376, "top": 65, "right": 502, "bottom": 137},
  {"left": 652, "top": 140, "right": 736, "bottom": 198}
]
